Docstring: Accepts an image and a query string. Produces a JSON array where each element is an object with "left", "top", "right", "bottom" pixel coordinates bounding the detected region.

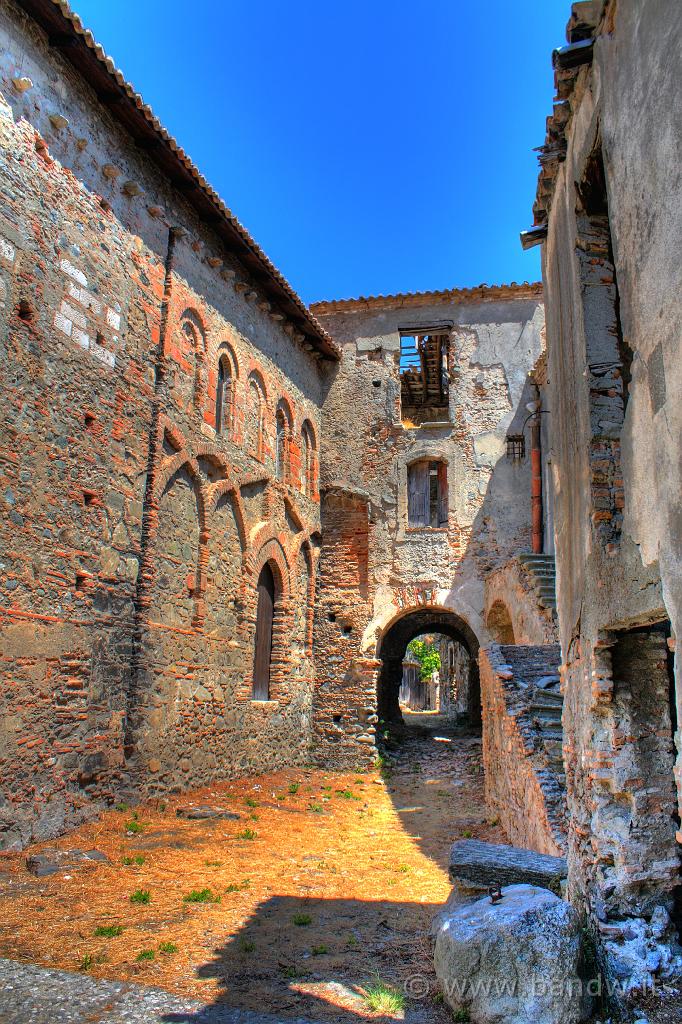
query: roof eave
[{"left": 17, "top": 0, "right": 339, "bottom": 360}]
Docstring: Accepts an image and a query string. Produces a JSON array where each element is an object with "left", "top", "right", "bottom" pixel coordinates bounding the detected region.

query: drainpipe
[{"left": 530, "top": 402, "right": 543, "bottom": 554}]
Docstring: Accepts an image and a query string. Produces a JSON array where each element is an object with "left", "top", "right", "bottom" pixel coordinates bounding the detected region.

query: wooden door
[{"left": 253, "top": 563, "right": 275, "bottom": 699}]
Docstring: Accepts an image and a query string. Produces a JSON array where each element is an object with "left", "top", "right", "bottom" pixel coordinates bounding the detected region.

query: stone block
[
  {"left": 448, "top": 839, "right": 567, "bottom": 895},
  {"left": 433, "top": 884, "right": 586, "bottom": 1024},
  {"left": 26, "top": 848, "right": 110, "bottom": 877}
]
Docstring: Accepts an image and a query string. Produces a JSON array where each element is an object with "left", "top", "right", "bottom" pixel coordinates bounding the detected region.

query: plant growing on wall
[{"left": 407, "top": 639, "right": 441, "bottom": 681}]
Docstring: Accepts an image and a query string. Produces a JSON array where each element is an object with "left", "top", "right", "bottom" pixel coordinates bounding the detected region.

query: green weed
[
  {"left": 237, "top": 828, "right": 257, "bottom": 840},
  {"left": 362, "top": 977, "right": 405, "bottom": 1015},
  {"left": 183, "top": 888, "right": 221, "bottom": 904},
  {"left": 94, "top": 925, "right": 123, "bottom": 938}
]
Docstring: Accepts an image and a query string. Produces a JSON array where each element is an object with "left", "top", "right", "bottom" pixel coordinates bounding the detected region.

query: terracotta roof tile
[{"left": 19, "top": 0, "right": 339, "bottom": 358}]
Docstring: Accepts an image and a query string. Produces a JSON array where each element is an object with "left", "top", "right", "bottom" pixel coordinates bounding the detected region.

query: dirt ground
[{"left": 0, "top": 718, "right": 504, "bottom": 1021}]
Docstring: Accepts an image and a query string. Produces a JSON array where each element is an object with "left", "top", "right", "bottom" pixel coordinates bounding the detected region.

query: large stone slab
[
  {"left": 448, "top": 839, "right": 566, "bottom": 895},
  {"left": 175, "top": 804, "right": 240, "bottom": 821},
  {"left": 433, "top": 884, "right": 586, "bottom": 1024},
  {"left": 25, "top": 848, "right": 109, "bottom": 877}
]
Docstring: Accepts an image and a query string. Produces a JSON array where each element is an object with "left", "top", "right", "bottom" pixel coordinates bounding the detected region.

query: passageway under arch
[{"left": 376, "top": 607, "right": 480, "bottom": 728}]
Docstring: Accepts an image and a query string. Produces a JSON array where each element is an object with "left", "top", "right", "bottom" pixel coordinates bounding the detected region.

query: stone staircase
[
  {"left": 518, "top": 552, "right": 557, "bottom": 611},
  {"left": 495, "top": 643, "right": 567, "bottom": 844}
]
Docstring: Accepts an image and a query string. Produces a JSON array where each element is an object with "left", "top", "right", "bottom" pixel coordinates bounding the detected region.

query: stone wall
[
  {"left": 312, "top": 286, "right": 545, "bottom": 758},
  {"left": 480, "top": 643, "right": 565, "bottom": 858},
  {"left": 484, "top": 558, "right": 558, "bottom": 645},
  {"left": 0, "top": 0, "right": 330, "bottom": 848},
  {"left": 532, "top": 0, "right": 682, "bottom": 992}
]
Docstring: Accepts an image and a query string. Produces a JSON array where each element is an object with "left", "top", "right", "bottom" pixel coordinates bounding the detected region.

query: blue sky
[{"left": 73, "top": 1, "right": 567, "bottom": 304}]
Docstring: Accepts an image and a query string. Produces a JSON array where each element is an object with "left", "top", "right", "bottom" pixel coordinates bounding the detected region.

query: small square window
[{"left": 506, "top": 435, "right": 525, "bottom": 462}]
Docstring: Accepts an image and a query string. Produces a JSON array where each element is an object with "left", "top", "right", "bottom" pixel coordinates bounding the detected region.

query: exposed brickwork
[
  {"left": 480, "top": 643, "right": 566, "bottom": 857},
  {"left": 0, "top": 5, "right": 326, "bottom": 847}
]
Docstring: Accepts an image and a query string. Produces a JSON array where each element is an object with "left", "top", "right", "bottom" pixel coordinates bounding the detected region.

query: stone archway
[{"left": 376, "top": 607, "right": 480, "bottom": 727}]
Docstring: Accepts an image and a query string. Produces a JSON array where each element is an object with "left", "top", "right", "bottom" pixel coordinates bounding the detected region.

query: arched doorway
[
  {"left": 253, "top": 563, "right": 276, "bottom": 699},
  {"left": 377, "top": 607, "right": 480, "bottom": 728}
]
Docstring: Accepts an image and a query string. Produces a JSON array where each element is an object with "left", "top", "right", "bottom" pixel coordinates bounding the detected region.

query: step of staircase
[{"left": 518, "top": 553, "right": 558, "bottom": 614}]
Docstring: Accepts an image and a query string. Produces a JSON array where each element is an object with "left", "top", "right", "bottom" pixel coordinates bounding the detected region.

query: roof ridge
[
  {"left": 310, "top": 281, "right": 543, "bottom": 311},
  {"left": 21, "top": 0, "right": 338, "bottom": 357}
]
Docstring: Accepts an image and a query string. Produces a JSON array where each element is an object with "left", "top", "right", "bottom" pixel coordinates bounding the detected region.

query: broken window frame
[
  {"left": 399, "top": 326, "right": 452, "bottom": 426},
  {"left": 407, "top": 459, "right": 448, "bottom": 528}
]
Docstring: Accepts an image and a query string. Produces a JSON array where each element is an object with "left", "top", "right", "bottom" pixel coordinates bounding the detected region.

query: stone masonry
[
  {"left": 2, "top": 0, "right": 682, "bottom": 1007},
  {"left": 0, "top": 0, "right": 332, "bottom": 848}
]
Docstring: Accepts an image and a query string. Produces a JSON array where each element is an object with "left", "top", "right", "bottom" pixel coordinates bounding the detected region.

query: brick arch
[
  {"left": 193, "top": 443, "right": 231, "bottom": 479},
  {"left": 292, "top": 535, "right": 316, "bottom": 654},
  {"left": 177, "top": 307, "right": 207, "bottom": 412},
  {"left": 152, "top": 455, "right": 208, "bottom": 628},
  {"left": 248, "top": 532, "right": 292, "bottom": 598},
  {"left": 158, "top": 414, "right": 187, "bottom": 453},
  {"left": 243, "top": 537, "right": 295, "bottom": 702},
  {"left": 208, "top": 480, "right": 248, "bottom": 554},
  {"left": 216, "top": 339, "right": 240, "bottom": 378},
  {"left": 300, "top": 418, "right": 318, "bottom": 498}
]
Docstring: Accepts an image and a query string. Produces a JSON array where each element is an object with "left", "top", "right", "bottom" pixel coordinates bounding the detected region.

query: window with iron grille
[{"left": 506, "top": 434, "right": 525, "bottom": 462}]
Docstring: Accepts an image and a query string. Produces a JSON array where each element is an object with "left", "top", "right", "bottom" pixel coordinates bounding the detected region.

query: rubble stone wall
[
  {"left": 539, "top": 0, "right": 682, "bottom": 990},
  {"left": 0, "top": 2, "right": 325, "bottom": 848},
  {"left": 480, "top": 644, "right": 565, "bottom": 858},
  {"left": 312, "top": 289, "right": 545, "bottom": 759}
]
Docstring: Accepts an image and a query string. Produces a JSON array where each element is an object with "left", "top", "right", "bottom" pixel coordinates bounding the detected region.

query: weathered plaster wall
[
  {"left": 0, "top": 1, "right": 326, "bottom": 848},
  {"left": 312, "top": 288, "right": 545, "bottom": 759},
  {"left": 540, "top": 0, "right": 682, "bottom": 991},
  {"left": 485, "top": 558, "right": 558, "bottom": 645}
]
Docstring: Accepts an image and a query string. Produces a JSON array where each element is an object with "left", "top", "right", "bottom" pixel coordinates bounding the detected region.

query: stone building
[
  {"left": 521, "top": 0, "right": 682, "bottom": 994},
  {"left": 0, "top": 0, "right": 337, "bottom": 849},
  {"left": 310, "top": 285, "right": 545, "bottom": 759},
  {"left": 2, "top": 0, "right": 682, "bottom": 1009}
]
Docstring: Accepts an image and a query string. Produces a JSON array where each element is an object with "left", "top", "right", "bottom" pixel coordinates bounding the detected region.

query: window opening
[
  {"left": 399, "top": 331, "right": 450, "bottom": 426},
  {"left": 408, "top": 460, "right": 448, "bottom": 527}
]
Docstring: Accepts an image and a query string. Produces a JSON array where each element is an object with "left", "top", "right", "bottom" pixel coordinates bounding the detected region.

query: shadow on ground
[{"left": 160, "top": 894, "right": 441, "bottom": 1024}]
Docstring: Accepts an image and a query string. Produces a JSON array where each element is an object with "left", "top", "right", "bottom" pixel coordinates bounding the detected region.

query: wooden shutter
[
  {"left": 408, "top": 462, "right": 429, "bottom": 526},
  {"left": 253, "top": 564, "right": 275, "bottom": 699},
  {"left": 437, "top": 461, "right": 449, "bottom": 526}
]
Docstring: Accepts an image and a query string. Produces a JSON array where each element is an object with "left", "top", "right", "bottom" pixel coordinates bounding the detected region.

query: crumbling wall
[
  {"left": 485, "top": 558, "right": 558, "bottom": 645},
  {"left": 312, "top": 287, "right": 545, "bottom": 759},
  {"left": 536, "top": 0, "right": 682, "bottom": 991},
  {"left": 481, "top": 643, "right": 566, "bottom": 858},
  {"left": 0, "top": 1, "right": 326, "bottom": 847}
]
